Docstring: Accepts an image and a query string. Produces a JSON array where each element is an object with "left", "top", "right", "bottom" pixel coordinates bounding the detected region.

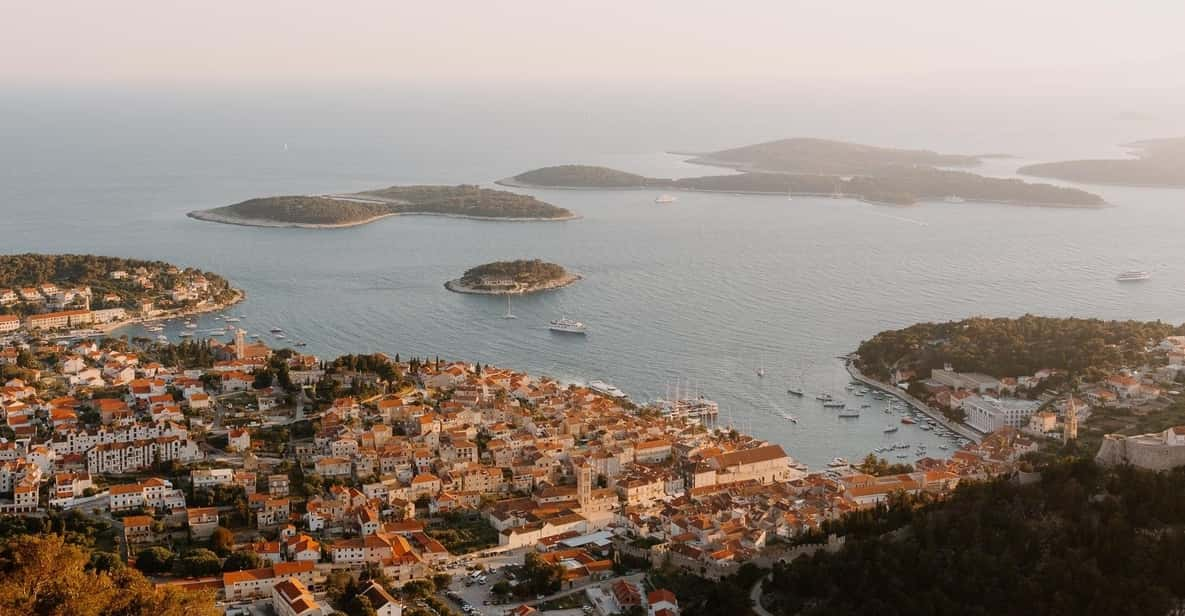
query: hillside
[
  {"left": 1018, "top": 137, "right": 1185, "bottom": 187},
  {"left": 188, "top": 186, "right": 574, "bottom": 228},
  {"left": 854, "top": 315, "right": 1182, "bottom": 381},
  {"left": 762, "top": 461, "right": 1185, "bottom": 616},
  {"left": 688, "top": 137, "right": 984, "bottom": 175}
]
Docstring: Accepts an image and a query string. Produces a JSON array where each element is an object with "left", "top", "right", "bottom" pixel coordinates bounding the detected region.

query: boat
[
  {"left": 838, "top": 408, "right": 860, "bottom": 418},
  {"left": 944, "top": 195, "right": 965, "bottom": 203},
  {"left": 294, "top": 341, "right": 307, "bottom": 347},
  {"left": 756, "top": 367, "right": 765, "bottom": 378},
  {"left": 588, "top": 380, "right": 629, "bottom": 400},
  {"left": 178, "top": 332, "right": 193, "bottom": 338},
  {"left": 823, "top": 401, "right": 846, "bottom": 409},
  {"left": 654, "top": 194, "right": 678, "bottom": 204},
  {"left": 901, "top": 417, "right": 916, "bottom": 424},
  {"left": 827, "top": 457, "right": 849, "bottom": 468},
  {"left": 184, "top": 322, "right": 197, "bottom": 329},
  {"left": 269, "top": 327, "right": 284, "bottom": 333},
  {"left": 786, "top": 387, "right": 804, "bottom": 396},
  {"left": 548, "top": 318, "right": 587, "bottom": 334},
  {"left": 274, "top": 333, "right": 286, "bottom": 339},
  {"left": 155, "top": 335, "right": 168, "bottom": 343},
  {"left": 883, "top": 425, "right": 899, "bottom": 433},
  {"left": 816, "top": 393, "right": 833, "bottom": 401},
  {"left": 781, "top": 413, "right": 798, "bottom": 423},
  {"left": 1116, "top": 270, "right": 1152, "bottom": 282},
  {"left": 223, "top": 317, "right": 241, "bottom": 323}
]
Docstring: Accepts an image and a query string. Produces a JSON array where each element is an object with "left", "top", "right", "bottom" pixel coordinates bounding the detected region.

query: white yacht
[
  {"left": 588, "top": 380, "right": 629, "bottom": 400},
  {"left": 781, "top": 413, "right": 798, "bottom": 423},
  {"left": 883, "top": 425, "right": 899, "bottom": 433},
  {"left": 654, "top": 194, "right": 678, "bottom": 204},
  {"left": 1116, "top": 270, "right": 1152, "bottom": 282},
  {"left": 549, "top": 318, "right": 586, "bottom": 334}
]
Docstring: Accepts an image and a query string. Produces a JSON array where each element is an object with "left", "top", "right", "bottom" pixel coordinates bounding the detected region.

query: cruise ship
[
  {"left": 1116, "top": 270, "right": 1152, "bottom": 282},
  {"left": 654, "top": 194, "right": 678, "bottom": 204},
  {"left": 588, "top": 380, "right": 629, "bottom": 400},
  {"left": 548, "top": 318, "right": 587, "bottom": 334}
]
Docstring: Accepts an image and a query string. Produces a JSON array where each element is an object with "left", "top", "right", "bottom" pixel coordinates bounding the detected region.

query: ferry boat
[
  {"left": 883, "top": 425, "right": 899, "bottom": 433},
  {"left": 588, "top": 380, "right": 629, "bottom": 400},
  {"left": 1116, "top": 270, "right": 1152, "bottom": 282},
  {"left": 549, "top": 318, "right": 587, "bottom": 334},
  {"left": 654, "top": 194, "right": 678, "bottom": 204}
]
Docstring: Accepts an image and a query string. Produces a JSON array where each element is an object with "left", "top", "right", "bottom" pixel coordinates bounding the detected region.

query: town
[{"left": 0, "top": 317, "right": 1117, "bottom": 616}]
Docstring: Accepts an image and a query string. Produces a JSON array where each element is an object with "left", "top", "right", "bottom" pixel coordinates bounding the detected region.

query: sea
[{"left": 3, "top": 85, "right": 1185, "bottom": 468}]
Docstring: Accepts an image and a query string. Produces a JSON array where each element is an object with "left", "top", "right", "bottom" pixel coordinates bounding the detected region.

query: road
[{"left": 750, "top": 574, "right": 774, "bottom": 616}]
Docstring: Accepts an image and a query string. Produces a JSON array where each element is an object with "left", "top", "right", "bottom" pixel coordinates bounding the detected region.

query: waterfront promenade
[{"left": 845, "top": 361, "right": 983, "bottom": 444}]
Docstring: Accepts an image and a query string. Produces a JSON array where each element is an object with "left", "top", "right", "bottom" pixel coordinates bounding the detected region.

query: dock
[{"left": 845, "top": 361, "right": 983, "bottom": 444}]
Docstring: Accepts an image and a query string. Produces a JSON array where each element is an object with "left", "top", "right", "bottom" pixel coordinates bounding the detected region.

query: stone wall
[{"left": 1096, "top": 433, "right": 1185, "bottom": 471}]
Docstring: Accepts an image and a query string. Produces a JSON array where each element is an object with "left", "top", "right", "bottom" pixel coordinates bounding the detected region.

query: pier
[{"left": 845, "top": 361, "right": 983, "bottom": 444}]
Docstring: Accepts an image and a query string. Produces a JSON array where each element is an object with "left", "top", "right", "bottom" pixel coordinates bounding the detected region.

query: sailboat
[
  {"left": 503, "top": 295, "right": 517, "bottom": 319},
  {"left": 756, "top": 357, "right": 765, "bottom": 378},
  {"left": 786, "top": 182, "right": 794, "bottom": 202}
]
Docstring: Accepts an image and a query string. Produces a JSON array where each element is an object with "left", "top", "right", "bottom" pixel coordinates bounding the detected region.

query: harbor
[{"left": 844, "top": 359, "right": 983, "bottom": 444}]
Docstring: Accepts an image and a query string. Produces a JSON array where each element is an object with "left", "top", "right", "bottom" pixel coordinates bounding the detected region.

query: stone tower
[
  {"left": 1064, "top": 396, "right": 1078, "bottom": 443},
  {"left": 578, "top": 464, "right": 593, "bottom": 507},
  {"left": 234, "top": 328, "right": 246, "bottom": 359}
]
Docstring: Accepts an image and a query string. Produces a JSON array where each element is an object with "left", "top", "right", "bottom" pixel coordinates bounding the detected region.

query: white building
[{"left": 963, "top": 396, "right": 1041, "bottom": 434}]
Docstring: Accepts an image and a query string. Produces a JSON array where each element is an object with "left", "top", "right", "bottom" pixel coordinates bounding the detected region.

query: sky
[{"left": 3, "top": 0, "right": 1184, "bottom": 92}]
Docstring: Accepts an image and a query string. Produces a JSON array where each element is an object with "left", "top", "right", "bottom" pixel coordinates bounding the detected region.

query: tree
[
  {"left": 0, "top": 534, "right": 218, "bottom": 616},
  {"left": 174, "top": 549, "right": 221, "bottom": 577},
  {"left": 88, "top": 550, "right": 125, "bottom": 574},
  {"left": 210, "top": 526, "right": 235, "bottom": 557},
  {"left": 134, "top": 546, "right": 174, "bottom": 575},
  {"left": 221, "top": 550, "right": 263, "bottom": 572}
]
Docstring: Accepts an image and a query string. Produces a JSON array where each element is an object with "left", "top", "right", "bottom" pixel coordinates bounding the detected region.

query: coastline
[
  {"left": 844, "top": 360, "right": 983, "bottom": 444},
  {"left": 103, "top": 287, "right": 247, "bottom": 334},
  {"left": 444, "top": 273, "right": 582, "bottom": 295},
  {"left": 187, "top": 209, "right": 580, "bottom": 229}
]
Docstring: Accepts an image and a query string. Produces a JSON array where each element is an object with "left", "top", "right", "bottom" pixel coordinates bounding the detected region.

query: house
[
  {"left": 228, "top": 428, "right": 252, "bottom": 452},
  {"left": 271, "top": 577, "right": 322, "bottom": 616},
  {"left": 314, "top": 457, "right": 351, "bottom": 478},
  {"left": 359, "top": 581, "right": 403, "bottom": 616},
  {"left": 187, "top": 507, "right": 220, "bottom": 539},
  {"left": 223, "top": 561, "right": 316, "bottom": 601},
  {"left": 122, "top": 514, "right": 156, "bottom": 546},
  {"left": 647, "top": 589, "right": 679, "bottom": 616}
]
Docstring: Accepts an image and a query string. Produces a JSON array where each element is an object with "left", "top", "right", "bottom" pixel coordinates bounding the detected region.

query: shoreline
[
  {"left": 104, "top": 287, "right": 247, "bottom": 334},
  {"left": 499, "top": 178, "right": 1106, "bottom": 209},
  {"left": 844, "top": 360, "right": 983, "bottom": 444},
  {"left": 187, "top": 209, "right": 580, "bottom": 229},
  {"left": 444, "top": 273, "right": 582, "bottom": 295}
]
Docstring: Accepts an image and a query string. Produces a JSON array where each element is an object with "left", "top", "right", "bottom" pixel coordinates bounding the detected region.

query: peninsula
[
  {"left": 0, "top": 253, "right": 242, "bottom": 333},
  {"left": 504, "top": 139, "right": 1105, "bottom": 207},
  {"left": 1018, "top": 137, "right": 1185, "bottom": 187},
  {"left": 187, "top": 185, "right": 576, "bottom": 228},
  {"left": 444, "top": 259, "right": 580, "bottom": 294}
]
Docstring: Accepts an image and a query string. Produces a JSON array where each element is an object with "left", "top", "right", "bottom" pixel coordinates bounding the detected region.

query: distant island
[
  {"left": 188, "top": 185, "right": 576, "bottom": 228},
  {"left": 444, "top": 259, "right": 580, "bottom": 295},
  {"left": 503, "top": 138, "right": 1106, "bottom": 207},
  {"left": 1019, "top": 137, "right": 1185, "bottom": 187}
]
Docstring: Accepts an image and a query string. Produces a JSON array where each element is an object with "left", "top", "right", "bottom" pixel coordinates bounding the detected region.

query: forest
[
  {"left": 855, "top": 315, "right": 1182, "bottom": 380},
  {"left": 511, "top": 164, "right": 652, "bottom": 188},
  {"left": 459, "top": 259, "right": 569, "bottom": 286},
  {"left": 690, "top": 137, "right": 983, "bottom": 175},
  {"left": 762, "top": 460, "right": 1185, "bottom": 616}
]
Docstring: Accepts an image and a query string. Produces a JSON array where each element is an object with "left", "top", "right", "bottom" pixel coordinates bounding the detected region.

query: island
[
  {"left": 187, "top": 185, "right": 576, "bottom": 229},
  {"left": 1018, "top": 137, "right": 1185, "bottom": 187},
  {"left": 444, "top": 259, "right": 580, "bottom": 294},
  {"left": 0, "top": 253, "right": 242, "bottom": 333},
  {"left": 503, "top": 139, "right": 1106, "bottom": 207}
]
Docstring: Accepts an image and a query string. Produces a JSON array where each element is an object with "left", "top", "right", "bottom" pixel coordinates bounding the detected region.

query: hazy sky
[{"left": 3, "top": 1, "right": 1184, "bottom": 90}]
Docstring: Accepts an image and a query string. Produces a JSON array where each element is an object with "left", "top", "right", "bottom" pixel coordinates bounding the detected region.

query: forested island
[
  {"left": 505, "top": 139, "right": 1105, "bottom": 207},
  {"left": 444, "top": 259, "right": 580, "bottom": 294},
  {"left": 854, "top": 315, "right": 1182, "bottom": 382},
  {"left": 1019, "top": 137, "right": 1185, "bottom": 187},
  {"left": 0, "top": 253, "right": 240, "bottom": 318},
  {"left": 188, "top": 185, "right": 575, "bottom": 228}
]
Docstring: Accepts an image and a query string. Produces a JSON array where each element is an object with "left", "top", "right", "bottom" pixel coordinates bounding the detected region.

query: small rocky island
[
  {"left": 503, "top": 138, "right": 1105, "bottom": 207},
  {"left": 188, "top": 185, "right": 576, "bottom": 228},
  {"left": 1019, "top": 137, "right": 1185, "bottom": 187},
  {"left": 444, "top": 259, "right": 580, "bottom": 295}
]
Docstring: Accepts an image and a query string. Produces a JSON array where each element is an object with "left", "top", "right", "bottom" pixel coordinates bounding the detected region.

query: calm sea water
[{"left": 3, "top": 88, "right": 1185, "bottom": 467}]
